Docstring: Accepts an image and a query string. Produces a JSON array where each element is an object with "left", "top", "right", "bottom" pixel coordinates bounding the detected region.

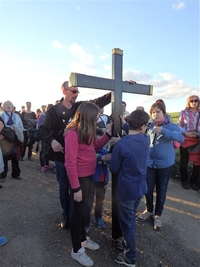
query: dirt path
[{"left": 0, "top": 151, "right": 199, "bottom": 267}]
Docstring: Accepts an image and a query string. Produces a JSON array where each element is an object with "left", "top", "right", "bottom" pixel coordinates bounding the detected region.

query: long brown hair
[{"left": 66, "top": 101, "right": 100, "bottom": 144}]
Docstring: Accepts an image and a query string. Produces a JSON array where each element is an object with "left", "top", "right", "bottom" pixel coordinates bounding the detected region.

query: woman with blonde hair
[
  {"left": 178, "top": 95, "right": 200, "bottom": 190},
  {"left": 64, "top": 101, "right": 112, "bottom": 267}
]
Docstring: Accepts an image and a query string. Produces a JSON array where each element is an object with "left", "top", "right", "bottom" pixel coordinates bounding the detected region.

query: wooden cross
[{"left": 69, "top": 48, "right": 153, "bottom": 240}]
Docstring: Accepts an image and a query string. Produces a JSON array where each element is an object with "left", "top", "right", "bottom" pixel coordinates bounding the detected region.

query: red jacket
[{"left": 182, "top": 136, "right": 200, "bottom": 166}]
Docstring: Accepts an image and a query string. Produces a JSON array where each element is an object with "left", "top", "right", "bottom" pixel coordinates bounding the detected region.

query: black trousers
[
  {"left": 70, "top": 175, "right": 93, "bottom": 251},
  {"left": 21, "top": 130, "right": 35, "bottom": 159},
  {"left": 1, "top": 156, "right": 21, "bottom": 178},
  {"left": 179, "top": 146, "right": 200, "bottom": 184}
]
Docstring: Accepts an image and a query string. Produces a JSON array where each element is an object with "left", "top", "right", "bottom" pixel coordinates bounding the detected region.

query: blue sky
[{"left": 0, "top": 0, "right": 199, "bottom": 116}]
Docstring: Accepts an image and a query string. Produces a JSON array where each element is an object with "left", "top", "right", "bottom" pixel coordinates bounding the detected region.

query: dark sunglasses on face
[
  {"left": 190, "top": 99, "right": 199, "bottom": 103},
  {"left": 66, "top": 88, "right": 80, "bottom": 94}
]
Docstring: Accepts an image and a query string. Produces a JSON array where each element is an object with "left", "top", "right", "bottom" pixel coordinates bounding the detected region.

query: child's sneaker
[
  {"left": 45, "top": 165, "right": 52, "bottom": 171},
  {"left": 113, "top": 252, "right": 136, "bottom": 267},
  {"left": 138, "top": 210, "right": 154, "bottom": 221},
  {"left": 95, "top": 218, "right": 106, "bottom": 229},
  {"left": 81, "top": 237, "right": 100, "bottom": 250},
  {"left": 71, "top": 247, "right": 93, "bottom": 267},
  {"left": 41, "top": 166, "right": 47, "bottom": 173},
  {"left": 0, "top": 236, "right": 8, "bottom": 246},
  {"left": 114, "top": 237, "right": 124, "bottom": 250},
  {"left": 154, "top": 215, "right": 162, "bottom": 230}
]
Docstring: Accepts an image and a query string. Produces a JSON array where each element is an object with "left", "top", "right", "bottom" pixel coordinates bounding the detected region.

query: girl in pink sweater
[{"left": 64, "top": 101, "right": 111, "bottom": 267}]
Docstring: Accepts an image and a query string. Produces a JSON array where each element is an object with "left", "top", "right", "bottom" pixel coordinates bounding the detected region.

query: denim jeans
[
  {"left": 85, "top": 181, "right": 107, "bottom": 227},
  {"left": 117, "top": 199, "right": 140, "bottom": 261},
  {"left": 70, "top": 175, "right": 94, "bottom": 251},
  {"left": 145, "top": 165, "right": 174, "bottom": 216},
  {"left": 55, "top": 160, "right": 72, "bottom": 218},
  {"left": 180, "top": 146, "right": 200, "bottom": 184}
]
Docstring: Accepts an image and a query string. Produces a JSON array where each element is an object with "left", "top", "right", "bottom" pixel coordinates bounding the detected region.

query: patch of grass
[{"left": 169, "top": 112, "right": 180, "bottom": 123}]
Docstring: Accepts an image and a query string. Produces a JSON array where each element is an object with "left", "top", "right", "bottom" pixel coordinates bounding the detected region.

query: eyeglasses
[
  {"left": 66, "top": 88, "right": 80, "bottom": 94},
  {"left": 190, "top": 99, "right": 199, "bottom": 103}
]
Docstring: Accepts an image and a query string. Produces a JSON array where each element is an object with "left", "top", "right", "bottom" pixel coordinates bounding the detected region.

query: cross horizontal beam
[{"left": 69, "top": 73, "right": 153, "bottom": 95}]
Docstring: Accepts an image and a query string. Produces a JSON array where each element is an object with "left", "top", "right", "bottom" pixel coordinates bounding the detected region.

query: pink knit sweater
[{"left": 64, "top": 129, "right": 110, "bottom": 190}]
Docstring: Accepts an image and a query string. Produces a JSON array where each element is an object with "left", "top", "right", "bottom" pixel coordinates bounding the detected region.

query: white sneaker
[
  {"left": 71, "top": 247, "right": 94, "bottom": 267},
  {"left": 81, "top": 236, "right": 100, "bottom": 250},
  {"left": 138, "top": 210, "right": 154, "bottom": 221},
  {"left": 154, "top": 215, "right": 162, "bottom": 230}
]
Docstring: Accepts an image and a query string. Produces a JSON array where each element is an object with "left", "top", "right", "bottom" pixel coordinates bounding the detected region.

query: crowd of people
[{"left": 0, "top": 84, "right": 199, "bottom": 266}]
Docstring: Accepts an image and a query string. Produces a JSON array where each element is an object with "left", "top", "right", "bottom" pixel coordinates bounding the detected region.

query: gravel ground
[{"left": 0, "top": 151, "right": 199, "bottom": 267}]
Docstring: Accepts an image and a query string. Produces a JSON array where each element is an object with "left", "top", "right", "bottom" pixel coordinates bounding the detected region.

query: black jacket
[{"left": 38, "top": 92, "right": 111, "bottom": 162}]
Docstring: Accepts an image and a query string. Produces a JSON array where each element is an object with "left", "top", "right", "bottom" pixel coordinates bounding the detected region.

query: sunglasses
[
  {"left": 190, "top": 99, "right": 199, "bottom": 103},
  {"left": 66, "top": 88, "right": 80, "bottom": 94}
]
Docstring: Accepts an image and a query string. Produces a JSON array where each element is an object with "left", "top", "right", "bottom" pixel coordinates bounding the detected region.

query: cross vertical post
[{"left": 111, "top": 48, "right": 123, "bottom": 240}]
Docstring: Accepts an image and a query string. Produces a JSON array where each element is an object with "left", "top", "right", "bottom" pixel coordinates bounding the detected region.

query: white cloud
[
  {"left": 122, "top": 69, "right": 199, "bottom": 103},
  {"left": 69, "top": 43, "right": 97, "bottom": 75},
  {"left": 172, "top": 1, "right": 185, "bottom": 10},
  {"left": 103, "top": 64, "right": 111, "bottom": 71},
  {"left": 99, "top": 53, "right": 109, "bottom": 60},
  {"left": 52, "top": 41, "right": 65, "bottom": 49},
  {"left": 124, "top": 70, "right": 152, "bottom": 83}
]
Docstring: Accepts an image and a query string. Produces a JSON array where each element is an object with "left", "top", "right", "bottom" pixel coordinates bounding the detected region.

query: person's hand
[
  {"left": 74, "top": 190, "right": 82, "bottom": 202},
  {"left": 185, "top": 131, "right": 199, "bottom": 138},
  {"left": 127, "top": 80, "right": 136, "bottom": 84},
  {"left": 102, "top": 153, "right": 112, "bottom": 161},
  {"left": 51, "top": 139, "right": 64, "bottom": 153},
  {"left": 0, "top": 121, "right": 4, "bottom": 131},
  {"left": 119, "top": 115, "right": 126, "bottom": 126},
  {"left": 106, "top": 123, "right": 112, "bottom": 136},
  {"left": 110, "top": 136, "right": 120, "bottom": 147},
  {"left": 153, "top": 126, "right": 162, "bottom": 134}
]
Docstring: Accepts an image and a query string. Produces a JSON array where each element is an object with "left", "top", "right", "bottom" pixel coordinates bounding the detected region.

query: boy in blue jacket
[
  {"left": 110, "top": 110, "right": 150, "bottom": 267},
  {"left": 85, "top": 128, "right": 111, "bottom": 232}
]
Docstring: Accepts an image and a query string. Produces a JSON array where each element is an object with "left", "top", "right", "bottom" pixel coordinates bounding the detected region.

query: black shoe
[
  {"left": 191, "top": 183, "right": 198, "bottom": 191},
  {"left": 13, "top": 176, "right": 22, "bottom": 180},
  {"left": 182, "top": 182, "right": 190, "bottom": 190},
  {"left": 113, "top": 253, "right": 136, "bottom": 267},
  {"left": 60, "top": 216, "right": 70, "bottom": 229},
  {"left": 0, "top": 185, "right": 3, "bottom": 189}
]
